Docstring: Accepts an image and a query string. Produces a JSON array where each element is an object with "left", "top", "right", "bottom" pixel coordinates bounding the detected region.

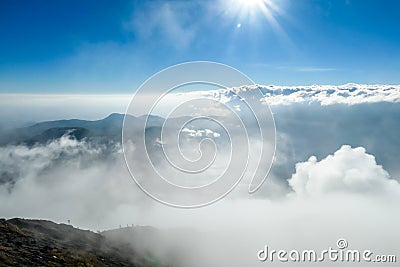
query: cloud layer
[
  {"left": 174, "top": 83, "right": 400, "bottom": 106},
  {"left": 0, "top": 84, "right": 399, "bottom": 266}
]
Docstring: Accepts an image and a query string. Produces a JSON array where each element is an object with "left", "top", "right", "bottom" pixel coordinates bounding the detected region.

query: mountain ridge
[{"left": 0, "top": 217, "right": 167, "bottom": 267}]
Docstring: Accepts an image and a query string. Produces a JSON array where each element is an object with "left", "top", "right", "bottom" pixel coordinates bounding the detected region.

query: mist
[{"left": 0, "top": 95, "right": 399, "bottom": 266}]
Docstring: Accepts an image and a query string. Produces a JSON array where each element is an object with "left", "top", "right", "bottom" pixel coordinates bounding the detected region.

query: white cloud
[
  {"left": 181, "top": 128, "right": 221, "bottom": 138},
  {"left": 253, "top": 83, "right": 400, "bottom": 105},
  {"left": 288, "top": 145, "right": 400, "bottom": 197},
  {"left": 175, "top": 83, "right": 400, "bottom": 106},
  {"left": 1, "top": 83, "right": 398, "bottom": 124}
]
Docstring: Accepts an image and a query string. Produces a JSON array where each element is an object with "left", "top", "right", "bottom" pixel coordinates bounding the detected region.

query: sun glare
[
  {"left": 231, "top": 0, "right": 283, "bottom": 23},
  {"left": 229, "top": 0, "right": 290, "bottom": 44},
  {"left": 235, "top": 0, "right": 281, "bottom": 15},
  {"left": 237, "top": 0, "right": 263, "bottom": 7}
]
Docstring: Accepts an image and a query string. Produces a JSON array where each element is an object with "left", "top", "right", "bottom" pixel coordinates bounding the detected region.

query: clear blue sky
[{"left": 0, "top": 0, "right": 399, "bottom": 93}]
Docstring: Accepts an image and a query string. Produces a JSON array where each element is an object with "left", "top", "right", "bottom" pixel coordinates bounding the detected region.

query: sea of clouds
[{"left": 0, "top": 84, "right": 399, "bottom": 266}]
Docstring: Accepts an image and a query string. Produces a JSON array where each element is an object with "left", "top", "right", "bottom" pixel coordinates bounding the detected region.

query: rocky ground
[{"left": 0, "top": 218, "right": 167, "bottom": 267}]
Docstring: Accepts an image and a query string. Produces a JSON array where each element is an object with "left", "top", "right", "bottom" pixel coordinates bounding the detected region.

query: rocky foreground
[{"left": 0, "top": 218, "right": 167, "bottom": 267}]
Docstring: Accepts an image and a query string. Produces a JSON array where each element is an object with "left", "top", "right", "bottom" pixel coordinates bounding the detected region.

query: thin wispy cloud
[
  {"left": 274, "top": 65, "right": 337, "bottom": 72},
  {"left": 125, "top": 2, "right": 198, "bottom": 49},
  {"left": 295, "top": 66, "right": 336, "bottom": 72}
]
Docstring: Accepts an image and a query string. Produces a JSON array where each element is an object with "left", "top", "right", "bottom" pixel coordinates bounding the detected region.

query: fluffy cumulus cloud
[
  {"left": 129, "top": 145, "right": 400, "bottom": 267},
  {"left": 288, "top": 145, "right": 400, "bottom": 197}
]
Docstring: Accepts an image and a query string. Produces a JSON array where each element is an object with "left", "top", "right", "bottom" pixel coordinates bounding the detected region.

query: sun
[
  {"left": 230, "top": 0, "right": 289, "bottom": 41},
  {"left": 233, "top": 0, "right": 282, "bottom": 22},
  {"left": 237, "top": 0, "right": 264, "bottom": 8}
]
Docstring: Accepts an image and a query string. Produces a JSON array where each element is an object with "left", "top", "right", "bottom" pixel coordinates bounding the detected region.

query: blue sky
[{"left": 0, "top": 0, "right": 399, "bottom": 93}]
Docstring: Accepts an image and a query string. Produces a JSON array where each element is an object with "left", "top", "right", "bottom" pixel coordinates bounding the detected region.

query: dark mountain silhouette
[
  {"left": 0, "top": 113, "right": 227, "bottom": 146},
  {"left": 0, "top": 113, "right": 142, "bottom": 145}
]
